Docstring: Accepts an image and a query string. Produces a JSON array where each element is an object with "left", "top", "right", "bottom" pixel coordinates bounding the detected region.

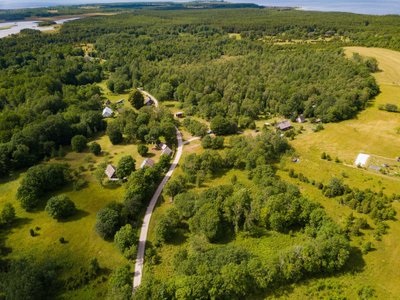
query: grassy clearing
[{"left": 98, "top": 80, "right": 132, "bottom": 110}]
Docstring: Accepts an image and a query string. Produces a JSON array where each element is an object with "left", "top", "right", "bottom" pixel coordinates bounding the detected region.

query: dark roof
[
  {"left": 145, "top": 97, "right": 154, "bottom": 105},
  {"left": 276, "top": 120, "right": 292, "bottom": 130}
]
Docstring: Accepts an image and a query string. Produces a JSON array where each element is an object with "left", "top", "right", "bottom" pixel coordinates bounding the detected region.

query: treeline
[
  {"left": 94, "top": 22, "right": 378, "bottom": 124},
  {"left": 136, "top": 133, "right": 350, "bottom": 299}
]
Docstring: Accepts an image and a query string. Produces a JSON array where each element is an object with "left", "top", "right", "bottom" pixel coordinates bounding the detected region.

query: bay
[
  {"left": 0, "top": 0, "right": 399, "bottom": 15},
  {"left": 0, "top": 18, "right": 80, "bottom": 38}
]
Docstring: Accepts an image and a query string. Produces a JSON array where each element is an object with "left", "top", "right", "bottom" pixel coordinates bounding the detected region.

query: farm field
[{"left": 276, "top": 47, "right": 400, "bottom": 298}]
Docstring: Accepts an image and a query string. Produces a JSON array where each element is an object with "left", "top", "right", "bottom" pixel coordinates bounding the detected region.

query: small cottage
[
  {"left": 276, "top": 120, "right": 292, "bottom": 131},
  {"left": 161, "top": 145, "right": 173, "bottom": 156},
  {"left": 102, "top": 107, "right": 113, "bottom": 118},
  {"left": 175, "top": 112, "right": 184, "bottom": 118},
  {"left": 105, "top": 164, "right": 118, "bottom": 181},
  {"left": 296, "top": 115, "right": 306, "bottom": 123},
  {"left": 145, "top": 97, "right": 154, "bottom": 106},
  {"left": 140, "top": 158, "right": 155, "bottom": 169}
]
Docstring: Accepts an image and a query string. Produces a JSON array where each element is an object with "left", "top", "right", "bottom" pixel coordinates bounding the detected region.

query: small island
[{"left": 37, "top": 20, "right": 56, "bottom": 27}]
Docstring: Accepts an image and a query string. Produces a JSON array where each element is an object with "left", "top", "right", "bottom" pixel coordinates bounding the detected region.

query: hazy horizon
[{"left": 1, "top": 0, "right": 400, "bottom": 15}]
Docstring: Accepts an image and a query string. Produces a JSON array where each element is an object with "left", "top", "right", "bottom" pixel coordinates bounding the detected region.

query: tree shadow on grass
[
  {"left": 0, "top": 217, "right": 32, "bottom": 256},
  {"left": 0, "top": 170, "right": 23, "bottom": 184},
  {"left": 102, "top": 181, "right": 122, "bottom": 190},
  {"left": 169, "top": 228, "right": 188, "bottom": 246},
  {"left": 61, "top": 209, "right": 90, "bottom": 223},
  {"left": 145, "top": 152, "right": 156, "bottom": 158},
  {"left": 341, "top": 246, "right": 366, "bottom": 274}
]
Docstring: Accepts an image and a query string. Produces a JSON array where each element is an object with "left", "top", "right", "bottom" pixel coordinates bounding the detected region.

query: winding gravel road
[{"left": 132, "top": 91, "right": 183, "bottom": 291}]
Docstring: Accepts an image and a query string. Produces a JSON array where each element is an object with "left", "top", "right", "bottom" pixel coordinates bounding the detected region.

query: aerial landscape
[{"left": 1, "top": 1, "right": 400, "bottom": 299}]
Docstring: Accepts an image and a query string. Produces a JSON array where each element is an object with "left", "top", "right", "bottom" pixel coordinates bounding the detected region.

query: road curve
[{"left": 133, "top": 91, "right": 183, "bottom": 292}]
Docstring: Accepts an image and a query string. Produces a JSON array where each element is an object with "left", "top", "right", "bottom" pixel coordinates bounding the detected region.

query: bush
[
  {"left": 324, "top": 177, "right": 345, "bottom": 198},
  {"left": 107, "top": 265, "right": 132, "bottom": 300},
  {"left": 114, "top": 224, "right": 137, "bottom": 257},
  {"left": 1, "top": 203, "right": 16, "bottom": 225},
  {"left": 362, "top": 241, "right": 373, "bottom": 254},
  {"left": 202, "top": 135, "right": 224, "bottom": 149},
  {"left": 89, "top": 142, "right": 101, "bottom": 155},
  {"left": 95, "top": 203, "right": 126, "bottom": 240},
  {"left": 183, "top": 118, "right": 208, "bottom": 137},
  {"left": 45, "top": 195, "right": 76, "bottom": 220},
  {"left": 137, "top": 144, "right": 149, "bottom": 157},
  {"left": 71, "top": 135, "right": 87, "bottom": 152},
  {"left": 314, "top": 124, "right": 324, "bottom": 132},
  {"left": 379, "top": 103, "right": 398, "bottom": 112}
]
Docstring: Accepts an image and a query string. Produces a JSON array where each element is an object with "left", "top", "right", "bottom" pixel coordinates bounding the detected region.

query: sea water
[{"left": 0, "top": 0, "right": 399, "bottom": 15}]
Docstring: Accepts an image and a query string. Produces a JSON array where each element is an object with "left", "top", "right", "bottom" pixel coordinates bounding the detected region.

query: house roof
[
  {"left": 369, "top": 165, "right": 381, "bottom": 171},
  {"left": 145, "top": 97, "right": 154, "bottom": 104},
  {"left": 140, "top": 158, "right": 155, "bottom": 169},
  {"left": 296, "top": 115, "right": 306, "bottom": 123},
  {"left": 355, "top": 153, "right": 370, "bottom": 167},
  {"left": 276, "top": 120, "right": 292, "bottom": 130},
  {"left": 105, "top": 164, "right": 117, "bottom": 179},
  {"left": 102, "top": 107, "right": 113, "bottom": 117},
  {"left": 161, "top": 146, "right": 172, "bottom": 156}
]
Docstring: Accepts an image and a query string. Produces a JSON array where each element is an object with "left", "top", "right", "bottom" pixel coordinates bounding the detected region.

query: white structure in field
[
  {"left": 102, "top": 107, "right": 113, "bottom": 118},
  {"left": 355, "top": 153, "right": 370, "bottom": 167}
]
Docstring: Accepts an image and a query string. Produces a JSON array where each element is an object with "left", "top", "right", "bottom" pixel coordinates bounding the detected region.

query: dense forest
[
  {"left": 135, "top": 132, "right": 351, "bottom": 299},
  {"left": 0, "top": 7, "right": 394, "bottom": 176},
  {"left": 1, "top": 5, "right": 400, "bottom": 299}
]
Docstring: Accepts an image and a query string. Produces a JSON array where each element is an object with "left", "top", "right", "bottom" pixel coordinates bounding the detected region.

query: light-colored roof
[
  {"left": 140, "top": 158, "right": 155, "bottom": 169},
  {"left": 276, "top": 120, "right": 292, "bottom": 130},
  {"left": 161, "top": 146, "right": 172, "bottom": 156},
  {"left": 105, "top": 164, "right": 117, "bottom": 179},
  {"left": 102, "top": 107, "right": 113, "bottom": 117},
  {"left": 369, "top": 165, "right": 381, "bottom": 171},
  {"left": 296, "top": 115, "right": 306, "bottom": 123},
  {"left": 355, "top": 153, "right": 370, "bottom": 167}
]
